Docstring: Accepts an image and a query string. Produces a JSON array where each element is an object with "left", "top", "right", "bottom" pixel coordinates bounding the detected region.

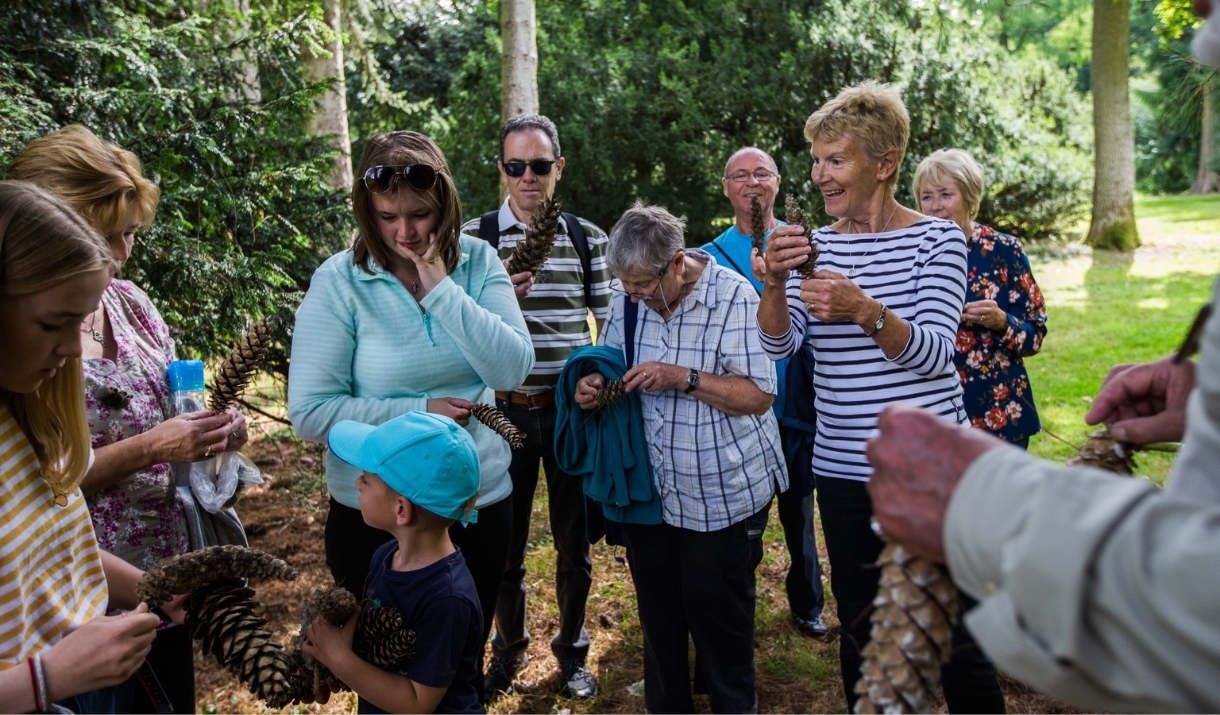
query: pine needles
[{"left": 505, "top": 194, "right": 563, "bottom": 277}]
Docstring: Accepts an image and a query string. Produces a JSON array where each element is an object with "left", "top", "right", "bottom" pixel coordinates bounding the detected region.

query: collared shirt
[
  {"left": 460, "top": 199, "right": 613, "bottom": 392},
  {"left": 600, "top": 249, "right": 785, "bottom": 532}
]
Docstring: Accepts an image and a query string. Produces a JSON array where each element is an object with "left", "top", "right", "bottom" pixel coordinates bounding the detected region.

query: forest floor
[{"left": 196, "top": 194, "right": 1220, "bottom": 713}]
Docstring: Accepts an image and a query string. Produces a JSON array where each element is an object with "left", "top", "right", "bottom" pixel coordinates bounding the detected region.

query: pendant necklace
[
  {"left": 82, "top": 306, "right": 106, "bottom": 347},
  {"left": 847, "top": 202, "right": 899, "bottom": 278}
]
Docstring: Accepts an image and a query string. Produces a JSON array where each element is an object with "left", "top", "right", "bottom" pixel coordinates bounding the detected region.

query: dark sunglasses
[
  {"left": 362, "top": 164, "right": 438, "bottom": 193},
  {"left": 501, "top": 159, "right": 559, "bottom": 178}
]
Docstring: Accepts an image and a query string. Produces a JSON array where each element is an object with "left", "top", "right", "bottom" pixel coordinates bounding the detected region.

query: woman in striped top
[
  {"left": 757, "top": 82, "right": 1005, "bottom": 712},
  {"left": 0, "top": 181, "right": 167, "bottom": 713}
]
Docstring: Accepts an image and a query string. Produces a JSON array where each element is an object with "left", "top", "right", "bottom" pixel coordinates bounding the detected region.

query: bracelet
[
  {"left": 28, "top": 657, "right": 42, "bottom": 713},
  {"left": 30, "top": 653, "right": 49, "bottom": 713}
]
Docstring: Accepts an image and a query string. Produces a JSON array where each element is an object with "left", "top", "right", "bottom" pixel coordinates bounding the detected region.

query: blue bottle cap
[{"left": 166, "top": 360, "right": 206, "bottom": 392}]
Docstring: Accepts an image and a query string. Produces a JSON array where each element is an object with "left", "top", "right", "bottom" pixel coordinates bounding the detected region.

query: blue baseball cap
[{"left": 327, "top": 412, "right": 480, "bottom": 523}]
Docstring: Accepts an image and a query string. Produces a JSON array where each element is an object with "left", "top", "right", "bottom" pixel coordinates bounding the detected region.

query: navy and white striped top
[{"left": 758, "top": 217, "right": 968, "bottom": 482}]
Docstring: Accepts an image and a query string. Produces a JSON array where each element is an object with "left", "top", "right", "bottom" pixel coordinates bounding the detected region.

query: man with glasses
[
  {"left": 702, "top": 147, "right": 829, "bottom": 639},
  {"left": 460, "top": 114, "right": 612, "bottom": 701}
]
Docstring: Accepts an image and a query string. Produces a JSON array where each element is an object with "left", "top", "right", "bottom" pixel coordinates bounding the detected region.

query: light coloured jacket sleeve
[{"left": 944, "top": 280, "right": 1220, "bottom": 713}]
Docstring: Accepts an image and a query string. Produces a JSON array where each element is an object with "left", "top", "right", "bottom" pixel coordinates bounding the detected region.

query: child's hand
[{"left": 301, "top": 608, "right": 359, "bottom": 669}]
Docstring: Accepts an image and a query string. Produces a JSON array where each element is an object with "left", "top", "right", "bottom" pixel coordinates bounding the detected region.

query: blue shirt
[
  {"left": 360, "top": 543, "right": 484, "bottom": 714},
  {"left": 702, "top": 223, "right": 790, "bottom": 421}
]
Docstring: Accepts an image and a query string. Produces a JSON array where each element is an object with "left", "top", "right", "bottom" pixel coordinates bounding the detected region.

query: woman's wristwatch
[{"left": 865, "top": 303, "right": 887, "bottom": 338}]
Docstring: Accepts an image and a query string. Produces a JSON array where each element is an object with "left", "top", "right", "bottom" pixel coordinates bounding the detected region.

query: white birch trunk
[
  {"left": 304, "top": 0, "right": 353, "bottom": 192},
  {"left": 1086, "top": 0, "right": 1140, "bottom": 250},
  {"left": 1192, "top": 86, "right": 1219, "bottom": 194},
  {"left": 500, "top": 0, "right": 539, "bottom": 121}
]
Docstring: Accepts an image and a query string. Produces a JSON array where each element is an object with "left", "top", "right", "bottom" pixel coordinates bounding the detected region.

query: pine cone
[
  {"left": 854, "top": 542, "right": 959, "bottom": 714},
  {"left": 785, "top": 195, "right": 819, "bottom": 281},
  {"left": 355, "top": 606, "right": 416, "bottom": 670},
  {"left": 750, "top": 195, "right": 767, "bottom": 257},
  {"left": 1068, "top": 428, "right": 1137, "bottom": 475},
  {"left": 137, "top": 545, "right": 298, "bottom": 606},
  {"left": 208, "top": 316, "right": 275, "bottom": 412},
  {"left": 292, "top": 592, "right": 417, "bottom": 696},
  {"left": 470, "top": 403, "right": 525, "bottom": 449},
  {"left": 505, "top": 195, "right": 563, "bottom": 277},
  {"left": 594, "top": 379, "right": 629, "bottom": 410}
]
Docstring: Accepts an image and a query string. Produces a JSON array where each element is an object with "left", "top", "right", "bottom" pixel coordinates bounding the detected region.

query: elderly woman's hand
[
  {"left": 144, "top": 410, "right": 237, "bottom": 463},
  {"left": 224, "top": 408, "right": 249, "bottom": 452},
  {"left": 624, "top": 362, "right": 685, "bottom": 393},
  {"left": 800, "top": 269, "right": 874, "bottom": 324},
  {"left": 575, "top": 373, "right": 604, "bottom": 410},
  {"left": 962, "top": 300, "right": 1008, "bottom": 332},
  {"left": 760, "top": 224, "right": 813, "bottom": 288}
]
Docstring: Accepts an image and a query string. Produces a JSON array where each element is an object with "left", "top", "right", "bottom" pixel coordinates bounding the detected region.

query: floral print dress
[
  {"left": 83, "top": 280, "right": 189, "bottom": 570},
  {"left": 953, "top": 224, "right": 1048, "bottom": 443}
]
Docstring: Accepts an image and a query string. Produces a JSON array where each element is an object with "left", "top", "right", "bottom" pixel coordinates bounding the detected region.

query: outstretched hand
[
  {"left": 760, "top": 224, "right": 813, "bottom": 287},
  {"left": 1085, "top": 356, "right": 1196, "bottom": 444},
  {"left": 866, "top": 405, "right": 1004, "bottom": 562}
]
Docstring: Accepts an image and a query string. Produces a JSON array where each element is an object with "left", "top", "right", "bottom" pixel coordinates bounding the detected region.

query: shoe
[
  {"left": 484, "top": 653, "right": 527, "bottom": 699},
  {"left": 793, "top": 613, "right": 829, "bottom": 638},
  {"left": 559, "top": 660, "right": 599, "bottom": 699}
]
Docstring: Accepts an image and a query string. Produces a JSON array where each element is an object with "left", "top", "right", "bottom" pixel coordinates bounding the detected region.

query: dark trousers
[
  {"left": 817, "top": 476, "right": 1006, "bottom": 713},
  {"left": 777, "top": 426, "right": 824, "bottom": 620},
  {"left": 620, "top": 506, "right": 769, "bottom": 714},
  {"left": 492, "top": 400, "right": 592, "bottom": 664},
  {"left": 114, "top": 624, "right": 195, "bottom": 714},
  {"left": 324, "top": 494, "right": 514, "bottom": 699}
]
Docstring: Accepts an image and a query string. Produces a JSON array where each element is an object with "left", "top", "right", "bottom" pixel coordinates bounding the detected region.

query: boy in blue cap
[{"left": 303, "top": 411, "right": 485, "bottom": 714}]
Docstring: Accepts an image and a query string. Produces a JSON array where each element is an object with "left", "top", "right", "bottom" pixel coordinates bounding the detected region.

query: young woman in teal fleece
[{"left": 287, "top": 132, "right": 533, "bottom": 697}]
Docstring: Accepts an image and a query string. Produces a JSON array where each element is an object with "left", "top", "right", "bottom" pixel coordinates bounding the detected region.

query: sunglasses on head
[
  {"left": 362, "top": 164, "right": 438, "bottom": 193},
  {"left": 501, "top": 159, "right": 559, "bottom": 178}
]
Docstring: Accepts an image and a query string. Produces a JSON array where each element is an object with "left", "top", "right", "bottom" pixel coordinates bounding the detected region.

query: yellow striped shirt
[{"left": 0, "top": 405, "right": 108, "bottom": 668}]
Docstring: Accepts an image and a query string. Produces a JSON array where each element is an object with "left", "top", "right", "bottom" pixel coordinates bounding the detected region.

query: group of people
[{"left": 2, "top": 35, "right": 1218, "bottom": 714}]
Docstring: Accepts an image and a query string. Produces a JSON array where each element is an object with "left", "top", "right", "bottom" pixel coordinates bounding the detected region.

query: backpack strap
[
  {"left": 562, "top": 212, "right": 594, "bottom": 308},
  {"left": 623, "top": 294, "right": 640, "bottom": 368},
  {"left": 478, "top": 210, "right": 500, "bottom": 249}
]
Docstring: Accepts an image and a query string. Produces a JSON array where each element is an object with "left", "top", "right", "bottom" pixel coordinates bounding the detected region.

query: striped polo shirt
[
  {"left": 0, "top": 405, "right": 108, "bottom": 668},
  {"left": 460, "top": 199, "right": 613, "bottom": 391},
  {"left": 759, "top": 217, "right": 968, "bottom": 481}
]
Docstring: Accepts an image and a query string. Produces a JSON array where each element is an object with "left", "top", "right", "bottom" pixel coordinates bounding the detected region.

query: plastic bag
[{"left": 188, "top": 451, "right": 264, "bottom": 514}]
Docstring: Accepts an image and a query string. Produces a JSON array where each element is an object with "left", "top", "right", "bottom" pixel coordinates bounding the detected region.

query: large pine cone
[
  {"left": 293, "top": 589, "right": 417, "bottom": 695},
  {"left": 208, "top": 315, "right": 275, "bottom": 412},
  {"left": 505, "top": 195, "right": 563, "bottom": 277},
  {"left": 137, "top": 545, "right": 298, "bottom": 606},
  {"left": 785, "top": 194, "right": 819, "bottom": 281},
  {"left": 854, "top": 542, "right": 959, "bottom": 714},
  {"left": 1068, "top": 428, "right": 1136, "bottom": 475},
  {"left": 594, "top": 379, "right": 629, "bottom": 411},
  {"left": 750, "top": 195, "right": 767, "bottom": 256},
  {"left": 471, "top": 403, "right": 525, "bottom": 449},
  {"left": 355, "top": 606, "right": 417, "bottom": 671}
]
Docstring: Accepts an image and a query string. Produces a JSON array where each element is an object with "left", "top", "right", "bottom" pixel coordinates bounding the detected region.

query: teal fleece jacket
[{"left": 554, "top": 345, "right": 662, "bottom": 525}]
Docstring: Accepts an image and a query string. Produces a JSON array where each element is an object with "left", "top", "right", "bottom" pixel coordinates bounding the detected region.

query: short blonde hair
[
  {"left": 0, "top": 181, "right": 115, "bottom": 494},
  {"left": 6, "top": 125, "right": 160, "bottom": 238},
  {"left": 913, "top": 149, "right": 985, "bottom": 221},
  {"left": 804, "top": 81, "right": 910, "bottom": 190}
]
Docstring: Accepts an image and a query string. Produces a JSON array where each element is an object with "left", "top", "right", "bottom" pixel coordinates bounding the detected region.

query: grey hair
[
  {"left": 723, "top": 147, "right": 777, "bottom": 178},
  {"left": 606, "top": 200, "right": 687, "bottom": 276},
  {"left": 499, "top": 114, "right": 561, "bottom": 160}
]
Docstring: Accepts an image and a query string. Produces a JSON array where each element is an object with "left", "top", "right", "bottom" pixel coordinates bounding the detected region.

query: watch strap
[
  {"left": 865, "top": 304, "right": 887, "bottom": 338},
  {"left": 684, "top": 368, "right": 699, "bottom": 394}
]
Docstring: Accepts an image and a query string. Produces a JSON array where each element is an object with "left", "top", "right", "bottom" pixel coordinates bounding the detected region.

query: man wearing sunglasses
[
  {"left": 460, "top": 114, "right": 612, "bottom": 701},
  {"left": 702, "top": 147, "right": 829, "bottom": 641}
]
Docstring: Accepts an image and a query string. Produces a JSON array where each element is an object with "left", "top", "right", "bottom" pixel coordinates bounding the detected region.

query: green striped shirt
[{"left": 460, "top": 200, "right": 613, "bottom": 390}]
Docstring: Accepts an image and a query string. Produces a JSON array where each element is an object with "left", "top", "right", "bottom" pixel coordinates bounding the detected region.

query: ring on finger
[{"left": 204, "top": 447, "right": 214, "bottom": 459}]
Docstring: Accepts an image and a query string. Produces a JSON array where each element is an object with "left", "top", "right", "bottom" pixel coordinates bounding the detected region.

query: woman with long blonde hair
[{"left": 0, "top": 180, "right": 180, "bottom": 714}]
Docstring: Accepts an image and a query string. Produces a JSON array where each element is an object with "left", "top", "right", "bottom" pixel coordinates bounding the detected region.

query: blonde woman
[
  {"left": 7, "top": 125, "right": 242, "bottom": 713},
  {"left": 0, "top": 181, "right": 182, "bottom": 713},
  {"left": 914, "top": 149, "right": 1047, "bottom": 448}
]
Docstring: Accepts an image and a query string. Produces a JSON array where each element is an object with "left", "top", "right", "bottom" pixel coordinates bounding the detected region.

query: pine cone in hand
[
  {"left": 355, "top": 606, "right": 416, "bottom": 671},
  {"left": 470, "top": 403, "right": 525, "bottom": 449},
  {"left": 1068, "top": 428, "right": 1137, "bottom": 475},
  {"left": 750, "top": 195, "right": 767, "bottom": 257},
  {"left": 854, "top": 541, "right": 959, "bottom": 714},
  {"left": 208, "top": 315, "right": 275, "bottom": 412},
  {"left": 505, "top": 195, "right": 563, "bottom": 277},
  {"left": 594, "top": 379, "right": 629, "bottom": 410},
  {"left": 785, "top": 194, "right": 818, "bottom": 281},
  {"left": 137, "top": 545, "right": 298, "bottom": 606}
]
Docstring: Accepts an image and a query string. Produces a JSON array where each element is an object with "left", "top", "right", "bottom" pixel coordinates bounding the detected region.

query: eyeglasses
[
  {"left": 725, "top": 169, "right": 777, "bottom": 183},
  {"left": 610, "top": 266, "right": 669, "bottom": 299},
  {"left": 362, "top": 164, "right": 438, "bottom": 193},
  {"left": 502, "top": 159, "right": 559, "bottom": 178}
]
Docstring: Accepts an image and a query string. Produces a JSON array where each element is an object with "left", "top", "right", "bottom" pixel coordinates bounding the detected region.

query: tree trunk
[
  {"left": 234, "top": 0, "right": 259, "bottom": 103},
  {"left": 1191, "top": 83, "right": 1219, "bottom": 194},
  {"left": 1086, "top": 0, "right": 1140, "bottom": 251},
  {"left": 303, "top": 0, "right": 353, "bottom": 192},
  {"left": 500, "top": 0, "right": 539, "bottom": 121}
]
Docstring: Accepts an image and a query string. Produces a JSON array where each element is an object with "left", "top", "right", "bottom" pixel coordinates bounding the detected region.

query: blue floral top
[{"left": 953, "top": 224, "right": 1047, "bottom": 443}]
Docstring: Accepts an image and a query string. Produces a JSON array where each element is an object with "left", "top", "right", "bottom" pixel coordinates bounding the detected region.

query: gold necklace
[{"left": 81, "top": 306, "right": 105, "bottom": 347}]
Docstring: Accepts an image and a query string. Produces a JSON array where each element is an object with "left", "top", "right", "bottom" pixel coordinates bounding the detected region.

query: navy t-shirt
[{"left": 358, "top": 542, "right": 484, "bottom": 714}]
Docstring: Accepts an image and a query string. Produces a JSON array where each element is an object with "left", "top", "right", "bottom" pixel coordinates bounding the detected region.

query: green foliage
[
  {"left": 1154, "top": 0, "right": 1203, "bottom": 43},
  {"left": 0, "top": 0, "right": 352, "bottom": 367},
  {"left": 353, "top": 0, "right": 1091, "bottom": 243}
]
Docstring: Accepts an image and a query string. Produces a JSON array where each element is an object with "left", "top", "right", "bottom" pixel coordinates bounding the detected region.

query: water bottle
[{"left": 166, "top": 359, "right": 207, "bottom": 415}]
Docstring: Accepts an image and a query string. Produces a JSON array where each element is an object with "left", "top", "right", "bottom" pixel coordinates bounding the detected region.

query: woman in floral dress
[
  {"left": 915, "top": 148, "right": 1048, "bottom": 448},
  {"left": 7, "top": 125, "right": 246, "bottom": 713}
]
